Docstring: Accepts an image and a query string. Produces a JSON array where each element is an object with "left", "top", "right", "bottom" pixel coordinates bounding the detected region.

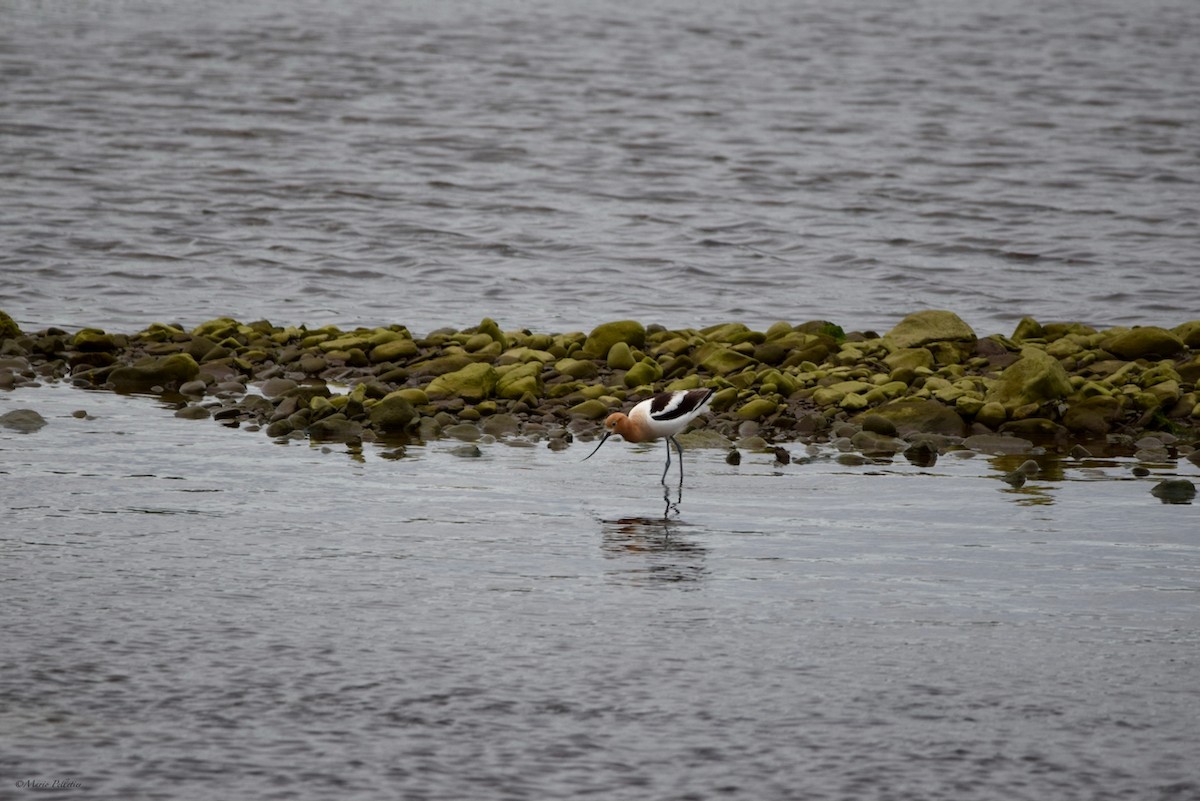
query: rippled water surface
[
  {"left": 4, "top": 2, "right": 1200, "bottom": 798},
  {"left": 3, "top": 383, "right": 1199, "bottom": 799},
  {"left": 2, "top": 0, "right": 1199, "bottom": 336}
]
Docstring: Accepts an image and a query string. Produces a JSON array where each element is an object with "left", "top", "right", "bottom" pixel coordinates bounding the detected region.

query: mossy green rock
[
  {"left": 861, "top": 399, "right": 966, "bottom": 436},
  {"left": 984, "top": 347, "right": 1072, "bottom": 410},
  {"left": 624, "top": 359, "right": 663, "bottom": 388},
  {"left": 570, "top": 398, "right": 611, "bottom": 420},
  {"left": 736, "top": 397, "right": 778, "bottom": 420},
  {"left": 109, "top": 353, "right": 199, "bottom": 391},
  {"left": 1012, "top": 317, "right": 1044, "bottom": 341},
  {"left": 496, "top": 363, "right": 543, "bottom": 400},
  {"left": 698, "top": 346, "right": 755, "bottom": 376},
  {"left": 581, "top": 321, "right": 645, "bottom": 359},
  {"left": 1102, "top": 327, "right": 1185, "bottom": 360},
  {"left": 555, "top": 357, "right": 599, "bottom": 380},
  {"left": 1171, "top": 320, "right": 1200, "bottom": 348},
  {"left": 425, "top": 362, "right": 498, "bottom": 402},
  {"left": 884, "top": 347, "right": 934, "bottom": 373},
  {"left": 72, "top": 328, "right": 118, "bottom": 352},
  {"left": 368, "top": 392, "right": 417, "bottom": 431},
  {"left": 370, "top": 338, "right": 419, "bottom": 363},
  {"left": 476, "top": 318, "right": 508, "bottom": 350},
  {"left": 885, "top": 310, "right": 976, "bottom": 349},
  {"left": 0, "top": 310, "right": 22, "bottom": 340},
  {"left": 606, "top": 341, "right": 637, "bottom": 370}
]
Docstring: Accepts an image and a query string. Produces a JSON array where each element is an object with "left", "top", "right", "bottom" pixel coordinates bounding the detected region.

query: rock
[
  {"left": 0, "top": 310, "right": 22, "bottom": 340},
  {"left": 569, "top": 399, "right": 610, "bottom": 420},
  {"left": 108, "top": 353, "right": 200, "bottom": 392},
  {"left": 1151, "top": 479, "right": 1196, "bottom": 504},
  {"left": 1002, "top": 460, "right": 1039, "bottom": 487},
  {"left": 1012, "top": 317, "right": 1044, "bottom": 341},
  {"left": 179, "top": 379, "right": 208, "bottom": 396},
  {"left": 260, "top": 377, "right": 298, "bottom": 398},
  {"left": 496, "top": 363, "right": 543, "bottom": 400},
  {"left": 1069, "top": 444, "right": 1092, "bottom": 459},
  {"left": 1171, "top": 320, "right": 1200, "bottom": 348},
  {"left": 370, "top": 338, "right": 419, "bottom": 363},
  {"left": 903, "top": 441, "right": 938, "bottom": 467},
  {"left": 624, "top": 359, "right": 663, "bottom": 388},
  {"left": 0, "top": 408, "right": 47, "bottom": 433},
  {"left": 963, "top": 433, "right": 1035, "bottom": 455},
  {"left": 725, "top": 449, "right": 742, "bottom": 465},
  {"left": 860, "top": 413, "right": 898, "bottom": 437},
  {"left": 984, "top": 347, "right": 1072, "bottom": 411},
  {"left": 698, "top": 346, "right": 755, "bottom": 376},
  {"left": 606, "top": 341, "right": 637, "bottom": 370},
  {"left": 999, "top": 418, "right": 1070, "bottom": 445},
  {"left": 443, "top": 423, "right": 482, "bottom": 442},
  {"left": 481, "top": 413, "right": 521, "bottom": 438},
  {"left": 1102, "top": 327, "right": 1185, "bottom": 360},
  {"left": 425, "top": 363, "right": 499, "bottom": 402},
  {"left": 174, "top": 405, "right": 211, "bottom": 420},
  {"left": 307, "top": 416, "right": 363, "bottom": 442},
  {"left": 675, "top": 429, "right": 733, "bottom": 449},
  {"left": 773, "top": 447, "right": 791, "bottom": 465},
  {"left": 72, "top": 328, "right": 118, "bottom": 352},
  {"left": 736, "top": 397, "right": 778, "bottom": 421},
  {"left": 1062, "top": 396, "right": 1123, "bottom": 436},
  {"left": 368, "top": 392, "right": 417, "bottom": 431},
  {"left": 884, "top": 347, "right": 935, "bottom": 373},
  {"left": 884, "top": 310, "right": 976, "bottom": 349},
  {"left": 476, "top": 317, "right": 508, "bottom": 350},
  {"left": 555, "top": 357, "right": 599, "bottom": 380},
  {"left": 850, "top": 430, "right": 907, "bottom": 454},
  {"left": 581, "top": 321, "right": 645, "bottom": 359},
  {"left": 863, "top": 399, "right": 966, "bottom": 437},
  {"left": 974, "top": 401, "right": 1008, "bottom": 429}
]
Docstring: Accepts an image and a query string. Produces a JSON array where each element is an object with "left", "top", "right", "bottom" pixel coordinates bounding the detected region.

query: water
[
  {"left": 4, "top": 2, "right": 1200, "bottom": 797},
  {"left": 2, "top": 0, "right": 1199, "bottom": 337},
  {"left": 3, "top": 383, "right": 1199, "bottom": 799}
]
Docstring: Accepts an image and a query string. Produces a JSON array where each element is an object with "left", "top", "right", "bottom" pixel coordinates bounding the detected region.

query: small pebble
[{"left": 725, "top": 449, "right": 742, "bottom": 466}]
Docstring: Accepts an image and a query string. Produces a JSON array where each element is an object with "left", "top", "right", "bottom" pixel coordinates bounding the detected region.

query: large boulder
[
  {"left": 884, "top": 310, "right": 976, "bottom": 349},
  {"left": 580, "top": 321, "right": 646, "bottom": 359},
  {"left": 984, "top": 347, "right": 1072, "bottom": 411}
]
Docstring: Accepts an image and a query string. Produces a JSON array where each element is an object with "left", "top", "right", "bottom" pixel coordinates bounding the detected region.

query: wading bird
[{"left": 583, "top": 388, "right": 715, "bottom": 484}]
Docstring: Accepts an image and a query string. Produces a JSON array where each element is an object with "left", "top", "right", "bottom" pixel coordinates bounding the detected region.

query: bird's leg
[
  {"left": 661, "top": 437, "right": 673, "bottom": 484},
  {"left": 671, "top": 436, "right": 685, "bottom": 486}
]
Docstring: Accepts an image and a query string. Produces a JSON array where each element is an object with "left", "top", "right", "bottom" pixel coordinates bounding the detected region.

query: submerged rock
[
  {"left": 0, "top": 408, "right": 47, "bottom": 433},
  {"left": 1151, "top": 479, "right": 1196, "bottom": 504}
]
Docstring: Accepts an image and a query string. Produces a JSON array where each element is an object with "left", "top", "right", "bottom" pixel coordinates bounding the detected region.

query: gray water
[
  {"left": 4, "top": 2, "right": 1200, "bottom": 798},
  {"left": 3, "top": 382, "right": 1200, "bottom": 800},
  {"left": 2, "top": 0, "right": 1199, "bottom": 337}
]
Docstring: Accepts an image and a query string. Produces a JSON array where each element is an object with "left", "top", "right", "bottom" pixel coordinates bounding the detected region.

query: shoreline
[{"left": 3, "top": 309, "right": 1199, "bottom": 467}]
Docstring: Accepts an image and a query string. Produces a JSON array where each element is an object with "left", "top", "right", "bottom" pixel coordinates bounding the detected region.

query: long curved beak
[{"left": 582, "top": 431, "right": 612, "bottom": 461}]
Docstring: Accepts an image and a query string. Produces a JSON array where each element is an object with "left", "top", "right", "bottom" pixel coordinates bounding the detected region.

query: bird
[{"left": 583, "top": 388, "right": 716, "bottom": 484}]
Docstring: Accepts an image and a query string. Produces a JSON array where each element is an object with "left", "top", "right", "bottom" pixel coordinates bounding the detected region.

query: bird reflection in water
[{"left": 600, "top": 485, "right": 708, "bottom": 585}]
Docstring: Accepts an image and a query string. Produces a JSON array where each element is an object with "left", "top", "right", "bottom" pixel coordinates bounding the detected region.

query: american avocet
[{"left": 583, "top": 388, "right": 716, "bottom": 484}]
